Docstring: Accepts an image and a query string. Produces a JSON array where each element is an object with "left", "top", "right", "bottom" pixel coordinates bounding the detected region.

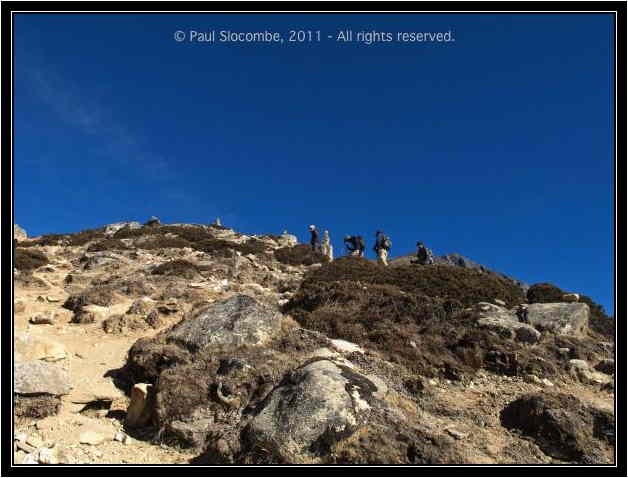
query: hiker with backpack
[
  {"left": 308, "top": 225, "right": 320, "bottom": 252},
  {"left": 344, "top": 235, "right": 365, "bottom": 257},
  {"left": 374, "top": 230, "right": 391, "bottom": 266},
  {"left": 412, "top": 241, "right": 435, "bottom": 265}
]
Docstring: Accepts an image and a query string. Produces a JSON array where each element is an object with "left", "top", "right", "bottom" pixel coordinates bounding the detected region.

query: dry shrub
[
  {"left": 18, "top": 234, "right": 67, "bottom": 247},
  {"left": 527, "top": 283, "right": 565, "bottom": 303},
  {"left": 193, "top": 238, "right": 271, "bottom": 258},
  {"left": 103, "top": 314, "right": 150, "bottom": 334},
  {"left": 274, "top": 244, "right": 327, "bottom": 266},
  {"left": 67, "top": 227, "right": 106, "bottom": 246},
  {"left": 113, "top": 226, "right": 151, "bottom": 239},
  {"left": 63, "top": 286, "right": 116, "bottom": 311},
  {"left": 299, "top": 257, "right": 525, "bottom": 308},
  {"left": 15, "top": 248, "right": 49, "bottom": 271},
  {"left": 152, "top": 260, "right": 200, "bottom": 279},
  {"left": 139, "top": 236, "right": 191, "bottom": 250},
  {"left": 87, "top": 239, "right": 129, "bottom": 252}
]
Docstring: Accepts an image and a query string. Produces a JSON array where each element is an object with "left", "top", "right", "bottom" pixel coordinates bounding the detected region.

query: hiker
[
  {"left": 145, "top": 216, "right": 160, "bottom": 227},
  {"left": 374, "top": 230, "right": 391, "bottom": 266},
  {"left": 344, "top": 235, "right": 365, "bottom": 257},
  {"left": 308, "top": 225, "right": 320, "bottom": 251},
  {"left": 321, "top": 230, "right": 334, "bottom": 261},
  {"left": 412, "top": 241, "right": 435, "bottom": 265}
]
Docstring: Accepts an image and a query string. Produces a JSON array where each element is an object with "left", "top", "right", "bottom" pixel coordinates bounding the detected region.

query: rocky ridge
[{"left": 12, "top": 221, "right": 615, "bottom": 465}]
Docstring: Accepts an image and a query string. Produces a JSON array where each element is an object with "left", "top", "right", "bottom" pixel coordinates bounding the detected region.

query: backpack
[
  {"left": 382, "top": 235, "right": 392, "bottom": 250},
  {"left": 357, "top": 236, "right": 365, "bottom": 249},
  {"left": 417, "top": 245, "right": 428, "bottom": 262}
]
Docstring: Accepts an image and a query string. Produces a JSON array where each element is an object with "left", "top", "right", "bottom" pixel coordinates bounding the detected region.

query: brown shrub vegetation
[
  {"left": 300, "top": 257, "right": 525, "bottom": 308},
  {"left": 87, "top": 239, "right": 129, "bottom": 252},
  {"left": 63, "top": 286, "right": 117, "bottom": 311},
  {"left": 274, "top": 244, "right": 328, "bottom": 266},
  {"left": 139, "top": 236, "right": 192, "bottom": 250},
  {"left": 14, "top": 248, "right": 49, "bottom": 271},
  {"left": 152, "top": 260, "right": 200, "bottom": 279}
]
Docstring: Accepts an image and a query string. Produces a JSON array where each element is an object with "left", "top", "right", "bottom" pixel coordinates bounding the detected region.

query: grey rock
[
  {"left": 14, "top": 361, "right": 71, "bottom": 396},
  {"left": 14, "top": 224, "right": 27, "bottom": 241},
  {"left": 473, "top": 302, "right": 541, "bottom": 344},
  {"left": 244, "top": 359, "right": 375, "bottom": 462},
  {"left": 524, "top": 303, "right": 589, "bottom": 337},
  {"left": 103, "top": 221, "right": 142, "bottom": 236},
  {"left": 166, "top": 295, "right": 281, "bottom": 352}
]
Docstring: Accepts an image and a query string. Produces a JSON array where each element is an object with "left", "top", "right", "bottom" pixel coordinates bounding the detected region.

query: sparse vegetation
[
  {"left": 87, "top": 239, "right": 129, "bottom": 252},
  {"left": 152, "top": 260, "right": 200, "bottom": 279},
  {"left": 14, "top": 248, "right": 49, "bottom": 271},
  {"left": 274, "top": 244, "right": 327, "bottom": 266}
]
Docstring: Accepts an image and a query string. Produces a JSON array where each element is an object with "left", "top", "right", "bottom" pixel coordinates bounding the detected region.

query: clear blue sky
[{"left": 13, "top": 13, "right": 615, "bottom": 315}]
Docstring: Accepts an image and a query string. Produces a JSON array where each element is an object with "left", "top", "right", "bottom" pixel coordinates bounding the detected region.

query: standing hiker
[
  {"left": 321, "top": 230, "right": 334, "bottom": 261},
  {"left": 308, "top": 225, "right": 320, "bottom": 251},
  {"left": 374, "top": 230, "right": 391, "bottom": 266}
]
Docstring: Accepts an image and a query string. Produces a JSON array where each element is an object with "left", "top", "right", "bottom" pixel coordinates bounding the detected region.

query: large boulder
[
  {"left": 473, "top": 302, "right": 541, "bottom": 344},
  {"left": 14, "top": 224, "right": 27, "bottom": 241},
  {"left": 243, "top": 359, "right": 375, "bottom": 463},
  {"left": 14, "top": 361, "right": 71, "bottom": 419},
  {"left": 15, "top": 334, "right": 67, "bottom": 362},
  {"left": 522, "top": 303, "right": 589, "bottom": 337},
  {"left": 166, "top": 295, "right": 281, "bottom": 352}
]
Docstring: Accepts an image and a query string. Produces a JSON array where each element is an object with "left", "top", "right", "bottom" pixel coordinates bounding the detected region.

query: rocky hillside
[{"left": 13, "top": 221, "right": 615, "bottom": 465}]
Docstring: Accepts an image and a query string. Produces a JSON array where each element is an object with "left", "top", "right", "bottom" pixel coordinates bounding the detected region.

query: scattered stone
[
  {"left": 568, "top": 359, "right": 612, "bottom": 386},
  {"left": 79, "top": 431, "right": 107, "bottom": 445},
  {"left": 445, "top": 428, "right": 468, "bottom": 440},
  {"left": 525, "top": 374, "right": 543, "bottom": 385},
  {"left": 46, "top": 295, "right": 62, "bottom": 303},
  {"left": 29, "top": 314, "right": 55, "bottom": 325},
  {"left": 15, "top": 334, "right": 67, "bottom": 362},
  {"left": 22, "top": 453, "right": 39, "bottom": 465},
  {"left": 37, "top": 448, "right": 57, "bottom": 464},
  {"left": 562, "top": 293, "right": 580, "bottom": 303},
  {"left": 330, "top": 338, "right": 364, "bottom": 354},
  {"left": 493, "top": 299, "right": 506, "bottom": 306},
  {"left": 541, "top": 379, "right": 554, "bottom": 387},
  {"left": 14, "top": 432, "right": 27, "bottom": 442},
  {"left": 126, "top": 383, "right": 155, "bottom": 428}
]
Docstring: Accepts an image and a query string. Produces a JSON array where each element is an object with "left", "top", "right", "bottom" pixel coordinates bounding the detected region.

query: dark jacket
[
  {"left": 310, "top": 229, "right": 320, "bottom": 248},
  {"left": 344, "top": 236, "right": 364, "bottom": 252},
  {"left": 374, "top": 232, "right": 385, "bottom": 252}
]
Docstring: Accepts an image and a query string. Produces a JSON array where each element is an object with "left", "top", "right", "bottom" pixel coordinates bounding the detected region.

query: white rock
[
  {"left": 22, "top": 453, "right": 39, "bottom": 465},
  {"left": 330, "top": 339, "right": 364, "bottom": 354},
  {"left": 79, "top": 431, "right": 105, "bottom": 446},
  {"left": 37, "top": 448, "right": 57, "bottom": 464},
  {"left": 14, "top": 432, "right": 27, "bottom": 442}
]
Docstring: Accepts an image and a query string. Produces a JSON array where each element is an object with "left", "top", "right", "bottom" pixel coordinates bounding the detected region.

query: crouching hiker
[
  {"left": 344, "top": 235, "right": 365, "bottom": 257},
  {"left": 374, "top": 230, "right": 391, "bottom": 266},
  {"left": 412, "top": 241, "right": 435, "bottom": 265},
  {"left": 308, "top": 225, "right": 320, "bottom": 251}
]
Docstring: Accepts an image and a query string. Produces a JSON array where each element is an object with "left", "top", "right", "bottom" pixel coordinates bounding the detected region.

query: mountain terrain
[{"left": 12, "top": 220, "right": 615, "bottom": 465}]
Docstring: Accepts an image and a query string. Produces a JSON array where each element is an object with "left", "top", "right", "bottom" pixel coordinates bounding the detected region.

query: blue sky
[{"left": 13, "top": 13, "right": 615, "bottom": 315}]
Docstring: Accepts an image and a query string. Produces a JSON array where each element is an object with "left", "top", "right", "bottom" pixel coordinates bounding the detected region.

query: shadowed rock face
[
  {"left": 243, "top": 359, "right": 375, "bottom": 463},
  {"left": 500, "top": 393, "right": 614, "bottom": 463},
  {"left": 166, "top": 295, "right": 281, "bottom": 352}
]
